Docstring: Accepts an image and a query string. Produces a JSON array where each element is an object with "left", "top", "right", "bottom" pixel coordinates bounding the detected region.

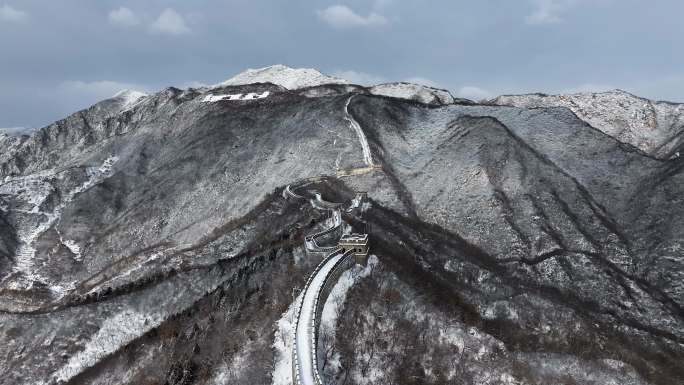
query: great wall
[{"left": 284, "top": 185, "right": 369, "bottom": 385}]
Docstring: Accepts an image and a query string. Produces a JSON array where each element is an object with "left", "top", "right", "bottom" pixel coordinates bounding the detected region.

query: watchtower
[{"left": 339, "top": 233, "right": 369, "bottom": 266}]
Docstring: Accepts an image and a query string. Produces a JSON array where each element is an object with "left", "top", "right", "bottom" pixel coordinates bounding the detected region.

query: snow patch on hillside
[
  {"left": 218, "top": 65, "right": 347, "bottom": 90},
  {"left": 272, "top": 292, "right": 303, "bottom": 385},
  {"left": 319, "top": 256, "right": 378, "bottom": 377},
  {"left": 52, "top": 309, "right": 152, "bottom": 383},
  {"left": 61, "top": 239, "right": 82, "bottom": 261},
  {"left": 50, "top": 267, "right": 228, "bottom": 384},
  {"left": 0, "top": 156, "right": 118, "bottom": 291},
  {"left": 321, "top": 255, "right": 377, "bottom": 328}
]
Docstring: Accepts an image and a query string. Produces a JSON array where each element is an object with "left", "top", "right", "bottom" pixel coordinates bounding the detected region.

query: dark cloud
[{"left": 1, "top": 0, "right": 682, "bottom": 128}]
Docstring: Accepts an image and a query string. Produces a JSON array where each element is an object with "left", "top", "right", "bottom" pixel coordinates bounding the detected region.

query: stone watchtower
[{"left": 339, "top": 233, "right": 369, "bottom": 266}]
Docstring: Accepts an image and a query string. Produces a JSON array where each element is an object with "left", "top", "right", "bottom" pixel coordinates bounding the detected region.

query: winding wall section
[
  {"left": 292, "top": 248, "right": 355, "bottom": 385},
  {"left": 304, "top": 210, "right": 342, "bottom": 253}
]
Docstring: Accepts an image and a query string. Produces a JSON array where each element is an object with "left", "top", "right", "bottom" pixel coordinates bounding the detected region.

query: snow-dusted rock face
[
  {"left": 217, "top": 64, "right": 348, "bottom": 90},
  {"left": 492, "top": 90, "right": 684, "bottom": 158},
  {"left": 111, "top": 89, "right": 149, "bottom": 110},
  {"left": 369, "top": 82, "right": 458, "bottom": 106}
]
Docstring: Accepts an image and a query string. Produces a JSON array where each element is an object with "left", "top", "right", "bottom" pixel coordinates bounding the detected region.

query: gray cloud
[
  {"left": 0, "top": 4, "right": 27, "bottom": 22},
  {"left": 525, "top": 0, "right": 576, "bottom": 25},
  {"left": 455, "top": 86, "right": 493, "bottom": 101},
  {"left": 149, "top": 8, "right": 190, "bottom": 35},
  {"left": 317, "top": 5, "right": 387, "bottom": 28},
  {"left": 108, "top": 7, "right": 139, "bottom": 27},
  {"left": 332, "top": 70, "right": 385, "bottom": 85}
]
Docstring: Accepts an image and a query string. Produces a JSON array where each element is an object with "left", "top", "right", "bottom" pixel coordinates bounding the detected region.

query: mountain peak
[
  {"left": 111, "top": 89, "right": 149, "bottom": 109},
  {"left": 217, "top": 65, "right": 347, "bottom": 90},
  {"left": 215, "top": 65, "right": 461, "bottom": 105}
]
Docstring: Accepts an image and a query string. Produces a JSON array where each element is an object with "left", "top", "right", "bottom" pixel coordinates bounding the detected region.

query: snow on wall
[
  {"left": 283, "top": 185, "right": 305, "bottom": 200},
  {"left": 304, "top": 209, "right": 342, "bottom": 253},
  {"left": 295, "top": 251, "right": 346, "bottom": 385}
]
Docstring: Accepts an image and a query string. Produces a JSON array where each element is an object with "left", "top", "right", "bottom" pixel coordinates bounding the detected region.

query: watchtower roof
[{"left": 339, "top": 233, "right": 369, "bottom": 244}]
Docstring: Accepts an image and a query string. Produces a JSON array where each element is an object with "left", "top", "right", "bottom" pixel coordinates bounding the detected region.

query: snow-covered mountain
[
  {"left": 492, "top": 90, "right": 684, "bottom": 159},
  {"left": 216, "top": 65, "right": 463, "bottom": 106},
  {"left": 0, "top": 66, "right": 683, "bottom": 385},
  {"left": 216, "top": 64, "right": 348, "bottom": 90}
]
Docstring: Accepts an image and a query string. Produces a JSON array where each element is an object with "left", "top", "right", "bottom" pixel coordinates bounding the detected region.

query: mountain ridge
[
  {"left": 5, "top": 66, "right": 683, "bottom": 164},
  {"left": 0, "top": 67, "right": 682, "bottom": 385},
  {"left": 492, "top": 89, "right": 684, "bottom": 159}
]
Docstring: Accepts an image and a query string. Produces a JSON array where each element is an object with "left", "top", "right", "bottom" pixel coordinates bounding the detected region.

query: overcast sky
[{"left": 1, "top": 0, "right": 682, "bottom": 129}]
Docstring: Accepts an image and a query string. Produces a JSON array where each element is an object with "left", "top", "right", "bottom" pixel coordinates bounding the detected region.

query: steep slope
[
  {"left": 350, "top": 94, "right": 683, "bottom": 328},
  {"left": 492, "top": 90, "right": 684, "bottom": 159},
  {"left": 0, "top": 83, "right": 370, "bottom": 309},
  {"left": 0, "top": 74, "right": 682, "bottom": 385},
  {"left": 343, "top": 97, "right": 684, "bottom": 383}
]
